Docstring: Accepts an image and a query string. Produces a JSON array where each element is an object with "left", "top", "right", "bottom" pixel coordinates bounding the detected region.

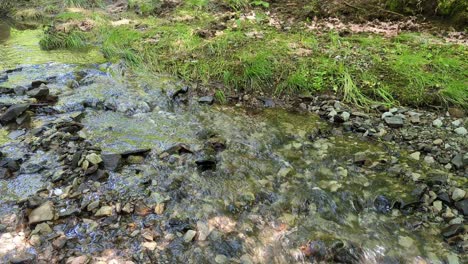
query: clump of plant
[{"left": 40, "top": 28, "right": 89, "bottom": 50}]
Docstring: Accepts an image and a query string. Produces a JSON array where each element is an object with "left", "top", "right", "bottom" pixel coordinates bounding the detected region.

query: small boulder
[{"left": 184, "top": 230, "right": 197, "bottom": 243}]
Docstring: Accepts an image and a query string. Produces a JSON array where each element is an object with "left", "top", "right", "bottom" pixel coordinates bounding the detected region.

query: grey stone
[
  {"left": 101, "top": 153, "right": 122, "bottom": 171},
  {"left": 432, "top": 119, "right": 443, "bottom": 128},
  {"left": 454, "top": 199, "right": 468, "bottom": 216},
  {"left": 384, "top": 116, "right": 404, "bottom": 128},
  {"left": 27, "top": 85, "right": 49, "bottom": 99},
  {"left": 198, "top": 96, "right": 214, "bottom": 105},
  {"left": 451, "top": 153, "right": 466, "bottom": 169}
]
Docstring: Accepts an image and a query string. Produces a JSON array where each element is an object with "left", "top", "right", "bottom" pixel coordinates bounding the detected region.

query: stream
[{"left": 0, "top": 20, "right": 466, "bottom": 264}]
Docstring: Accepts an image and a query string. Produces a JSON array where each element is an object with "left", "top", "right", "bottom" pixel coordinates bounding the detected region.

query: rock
[
  {"left": 398, "top": 236, "right": 414, "bottom": 248},
  {"left": 101, "top": 153, "right": 121, "bottom": 171},
  {"left": 14, "top": 86, "right": 27, "bottom": 95},
  {"left": 32, "top": 222, "right": 52, "bottom": 235},
  {"left": 52, "top": 235, "right": 67, "bottom": 249},
  {"left": 433, "top": 139, "right": 443, "bottom": 145},
  {"left": 215, "top": 255, "right": 228, "bottom": 264},
  {"left": 184, "top": 230, "right": 197, "bottom": 243},
  {"left": 86, "top": 153, "right": 102, "bottom": 165},
  {"left": 409, "top": 152, "right": 420, "bottom": 161},
  {"left": 27, "top": 85, "right": 49, "bottom": 100},
  {"left": 451, "top": 188, "right": 466, "bottom": 201},
  {"left": 127, "top": 155, "right": 144, "bottom": 164},
  {"left": 353, "top": 152, "right": 370, "bottom": 165},
  {"left": 29, "top": 202, "right": 54, "bottom": 224},
  {"left": 384, "top": 116, "right": 404, "bottom": 128},
  {"left": 198, "top": 96, "right": 214, "bottom": 105},
  {"left": 374, "top": 195, "right": 391, "bottom": 214},
  {"left": 381, "top": 112, "right": 393, "bottom": 119},
  {"left": 451, "top": 119, "right": 461, "bottom": 127},
  {"left": 433, "top": 201, "right": 443, "bottom": 213},
  {"left": 0, "top": 167, "right": 12, "bottom": 179},
  {"left": 441, "top": 224, "right": 464, "bottom": 239},
  {"left": 432, "top": 119, "right": 443, "bottom": 128},
  {"left": 167, "top": 86, "right": 189, "bottom": 99},
  {"left": 142, "top": 241, "right": 157, "bottom": 251},
  {"left": 0, "top": 104, "right": 29, "bottom": 123},
  {"left": 454, "top": 127, "right": 467, "bottom": 136},
  {"left": 9, "top": 253, "right": 36, "bottom": 264},
  {"left": 95, "top": 206, "right": 112, "bottom": 217},
  {"left": 197, "top": 221, "right": 211, "bottom": 241},
  {"left": 454, "top": 199, "right": 468, "bottom": 216},
  {"left": 424, "top": 156, "right": 435, "bottom": 164},
  {"left": 446, "top": 254, "right": 460, "bottom": 264},
  {"left": 448, "top": 107, "right": 465, "bottom": 118},
  {"left": 31, "top": 80, "right": 48, "bottom": 88},
  {"left": 66, "top": 256, "right": 89, "bottom": 264}
]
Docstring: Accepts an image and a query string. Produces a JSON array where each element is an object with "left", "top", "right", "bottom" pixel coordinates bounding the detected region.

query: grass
[{"left": 24, "top": 0, "right": 468, "bottom": 109}]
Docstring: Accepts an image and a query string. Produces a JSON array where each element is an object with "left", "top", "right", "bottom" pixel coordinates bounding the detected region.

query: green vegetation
[{"left": 3, "top": 0, "right": 467, "bottom": 108}]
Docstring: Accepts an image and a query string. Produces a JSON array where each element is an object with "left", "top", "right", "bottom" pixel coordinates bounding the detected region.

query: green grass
[{"left": 32, "top": 1, "right": 468, "bottom": 109}]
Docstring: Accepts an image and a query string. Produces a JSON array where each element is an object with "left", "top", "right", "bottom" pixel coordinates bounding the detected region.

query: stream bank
[{"left": 0, "top": 20, "right": 467, "bottom": 263}]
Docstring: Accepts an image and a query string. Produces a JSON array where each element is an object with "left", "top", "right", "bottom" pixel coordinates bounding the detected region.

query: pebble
[
  {"left": 451, "top": 119, "right": 461, "bottom": 127},
  {"left": 433, "top": 139, "right": 443, "bottom": 145},
  {"left": 424, "top": 156, "right": 435, "bottom": 164}
]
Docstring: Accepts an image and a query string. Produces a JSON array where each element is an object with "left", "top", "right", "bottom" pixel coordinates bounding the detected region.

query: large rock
[
  {"left": 454, "top": 127, "right": 467, "bottom": 136},
  {"left": 0, "top": 104, "right": 29, "bottom": 123},
  {"left": 451, "top": 188, "right": 466, "bottom": 201},
  {"left": 29, "top": 202, "right": 54, "bottom": 224}
]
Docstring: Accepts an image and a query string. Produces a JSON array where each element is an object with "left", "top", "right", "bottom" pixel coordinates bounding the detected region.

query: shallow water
[
  {"left": 0, "top": 20, "right": 104, "bottom": 72},
  {"left": 0, "top": 19, "right": 465, "bottom": 264}
]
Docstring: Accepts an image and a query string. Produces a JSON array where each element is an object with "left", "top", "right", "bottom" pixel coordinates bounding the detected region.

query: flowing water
[{"left": 0, "top": 20, "right": 465, "bottom": 263}]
